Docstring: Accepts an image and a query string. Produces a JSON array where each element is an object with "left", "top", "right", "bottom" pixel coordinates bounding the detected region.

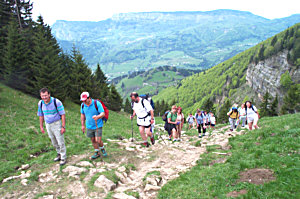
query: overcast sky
[{"left": 31, "top": 0, "right": 300, "bottom": 25}]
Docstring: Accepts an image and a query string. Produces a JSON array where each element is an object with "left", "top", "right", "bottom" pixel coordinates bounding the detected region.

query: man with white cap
[{"left": 80, "top": 92, "right": 107, "bottom": 159}]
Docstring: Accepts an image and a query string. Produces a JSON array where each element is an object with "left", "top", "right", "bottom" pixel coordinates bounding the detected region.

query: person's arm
[
  {"left": 93, "top": 112, "right": 105, "bottom": 121},
  {"left": 60, "top": 114, "right": 66, "bottom": 134},
  {"left": 150, "top": 110, "right": 154, "bottom": 124},
  {"left": 81, "top": 113, "right": 86, "bottom": 133},
  {"left": 168, "top": 117, "right": 176, "bottom": 124},
  {"left": 130, "top": 110, "right": 136, "bottom": 119},
  {"left": 39, "top": 116, "right": 45, "bottom": 134}
]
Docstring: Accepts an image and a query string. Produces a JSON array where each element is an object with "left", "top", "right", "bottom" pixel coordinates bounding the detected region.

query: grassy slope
[
  {"left": 157, "top": 113, "right": 300, "bottom": 198},
  {"left": 0, "top": 83, "right": 135, "bottom": 182}
]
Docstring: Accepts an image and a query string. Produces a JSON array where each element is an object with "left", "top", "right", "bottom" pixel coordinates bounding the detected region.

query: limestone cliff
[{"left": 246, "top": 50, "right": 300, "bottom": 103}]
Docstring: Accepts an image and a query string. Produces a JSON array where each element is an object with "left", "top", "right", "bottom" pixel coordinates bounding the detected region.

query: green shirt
[{"left": 167, "top": 112, "right": 177, "bottom": 122}]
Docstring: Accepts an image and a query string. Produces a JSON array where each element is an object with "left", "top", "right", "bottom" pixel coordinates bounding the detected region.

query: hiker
[
  {"left": 176, "top": 106, "right": 184, "bottom": 141},
  {"left": 80, "top": 92, "right": 107, "bottom": 159},
  {"left": 37, "top": 88, "right": 67, "bottom": 166},
  {"left": 245, "top": 101, "right": 259, "bottom": 130},
  {"left": 204, "top": 111, "right": 210, "bottom": 128},
  {"left": 195, "top": 109, "right": 206, "bottom": 138},
  {"left": 227, "top": 104, "right": 239, "bottom": 131},
  {"left": 237, "top": 103, "right": 246, "bottom": 127},
  {"left": 210, "top": 112, "right": 216, "bottom": 128},
  {"left": 130, "top": 92, "right": 155, "bottom": 147},
  {"left": 167, "top": 105, "right": 179, "bottom": 141},
  {"left": 186, "top": 113, "right": 195, "bottom": 129},
  {"left": 163, "top": 110, "right": 172, "bottom": 138}
]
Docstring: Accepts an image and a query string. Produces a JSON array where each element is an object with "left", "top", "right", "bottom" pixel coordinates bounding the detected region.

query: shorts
[
  {"left": 137, "top": 116, "right": 151, "bottom": 127},
  {"left": 137, "top": 123, "right": 151, "bottom": 128},
  {"left": 247, "top": 114, "right": 258, "bottom": 123},
  {"left": 211, "top": 124, "right": 215, "bottom": 127},
  {"left": 87, "top": 127, "right": 102, "bottom": 138}
]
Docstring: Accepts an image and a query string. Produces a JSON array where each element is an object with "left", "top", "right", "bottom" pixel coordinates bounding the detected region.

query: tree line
[{"left": 0, "top": 0, "right": 123, "bottom": 111}]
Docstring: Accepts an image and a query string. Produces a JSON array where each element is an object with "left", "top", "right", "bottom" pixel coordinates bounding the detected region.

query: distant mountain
[{"left": 51, "top": 10, "right": 300, "bottom": 78}]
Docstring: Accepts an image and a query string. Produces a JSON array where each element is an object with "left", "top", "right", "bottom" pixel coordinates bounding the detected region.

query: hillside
[
  {"left": 1, "top": 84, "right": 299, "bottom": 199},
  {"left": 154, "top": 23, "right": 300, "bottom": 115},
  {"left": 113, "top": 66, "right": 202, "bottom": 99},
  {"left": 51, "top": 10, "right": 300, "bottom": 78}
]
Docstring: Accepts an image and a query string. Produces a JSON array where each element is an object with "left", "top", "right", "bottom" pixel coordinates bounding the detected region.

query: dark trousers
[{"left": 197, "top": 124, "right": 206, "bottom": 135}]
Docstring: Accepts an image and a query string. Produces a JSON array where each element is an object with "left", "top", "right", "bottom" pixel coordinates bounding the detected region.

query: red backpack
[{"left": 82, "top": 99, "right": 109, "bottom": 123}]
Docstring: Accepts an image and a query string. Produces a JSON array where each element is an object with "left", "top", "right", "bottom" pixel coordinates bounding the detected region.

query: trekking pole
[
  {"left": 158, "top": 131, "right": 166, "bottom": 145},
  {"left": 131, "top": 117, "right": 134, "bottom": 142},
  {"left": 95, "top": 119, "right": 103, "bottom": 162}
]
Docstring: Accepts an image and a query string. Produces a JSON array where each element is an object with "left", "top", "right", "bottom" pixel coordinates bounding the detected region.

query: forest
[{"left": 0, "top": 0, "right": 123, "bottom": 111}]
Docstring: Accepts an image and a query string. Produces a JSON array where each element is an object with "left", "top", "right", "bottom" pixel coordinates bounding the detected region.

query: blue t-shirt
[
  {"left": 81, "top": 99, "right": 104, "bottom": 129},
  {"left": 195, "top": 113, "right": 204, "bottom": 124},
  {"left": 37, "top": 97, "right": 65, "bottom": 124}
]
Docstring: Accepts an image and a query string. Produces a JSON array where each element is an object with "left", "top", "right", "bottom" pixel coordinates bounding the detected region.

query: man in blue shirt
[
  {"left": 37, "top": 88, "right": 67, "bottom": 166},
  {"left": 80, "top": 92, "right": 107, "bottom": 159}
]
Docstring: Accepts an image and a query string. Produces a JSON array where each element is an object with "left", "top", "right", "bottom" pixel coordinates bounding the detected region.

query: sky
[{"left": 31, "top": 0, "right": 300, "bottom": 25}]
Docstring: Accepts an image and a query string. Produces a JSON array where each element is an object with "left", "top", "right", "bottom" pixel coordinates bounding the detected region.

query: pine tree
[
  {"left": 3, "top": 18, "right": 30, "bottom": 91},
  {"left": 270, "top": 95, "right": 278, "bottom": 116},
  {"left": 108, "top": 84, "right": 123, "bottom": 111},
  {"left": 91, "top": 63, "right": 109, "bottom": 101},
  {"left": 281, "top": 84, "right": 300, "bottom": 114},
  {"left": 68, "top": 45, "right": 93, "bottom": 102},
  {"left": 260, "top": 91, "right": 272, "bottom": 117},
  {"left": 218, "top": 99, "right": 231, "bottom": 123},
  {"left": 202, "top": 98, "right": 214, "bottom": 112},
  {"left": 29, "top": 16, "right": 67, "bottom": 100},
  {"left": 124, "top": 98, "right": 132, "bottom": 114}
]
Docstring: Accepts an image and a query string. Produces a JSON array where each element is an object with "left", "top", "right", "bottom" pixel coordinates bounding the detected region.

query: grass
[{"left": 157, "top": 113, "right": 300, "bottom": 199}]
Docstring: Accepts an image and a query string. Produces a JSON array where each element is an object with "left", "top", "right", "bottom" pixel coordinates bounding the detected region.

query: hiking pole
[
  {"left": 158, "top": 131, "right": 166, "bottom": 145},
  {"left": 95, "top": 119, "right": 103, "bottom": 162},
  {"left": 131, "top": 117, "right": 134, "bottom": 142}
]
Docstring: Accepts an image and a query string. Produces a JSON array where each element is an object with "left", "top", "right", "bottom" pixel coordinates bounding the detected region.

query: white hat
[{"left": 80, "top": 92, "right": 89, "bottom": 101}]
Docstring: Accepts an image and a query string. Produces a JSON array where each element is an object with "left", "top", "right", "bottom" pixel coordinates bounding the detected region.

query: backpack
[
  {"left": 229, "top": 108, "right": 239, "bottom": 119},
  {"left": 139, "top": 94, "right": 155, "bottom": 110},
  {"left": 39, "top": 98, "right": 59, "bottom": 117},
  {"left": 162, "top": 111, "right": 170, "bottom": 122},
  {"left": 81, "top": 99, "right": 109, "bottom": 123}
]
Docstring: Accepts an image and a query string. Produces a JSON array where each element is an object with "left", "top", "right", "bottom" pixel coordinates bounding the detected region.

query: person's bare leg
[
  {"left": 139, "top": 126, "right": 147, "bottom": 141},
  {"left": 248, "top": 122, "right": 253, "bottom": 130},
  {"left": 91, "top": 137, "right": 99, "bottom": 149}
]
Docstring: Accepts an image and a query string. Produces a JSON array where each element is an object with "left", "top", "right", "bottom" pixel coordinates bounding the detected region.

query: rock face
[{"left": 246, "top": 50, "right": 300, "bottom": 102}]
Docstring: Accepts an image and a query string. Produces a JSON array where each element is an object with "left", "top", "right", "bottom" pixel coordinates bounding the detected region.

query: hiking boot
[
  {"left": 142, "top": 142, "right": 150, "bottom": 147},
  {"left": 101, "top": 148, "right": 107, "bottom": 157},
  {"left": 150, "top": 136, "right": 155, "bottom": 145},
  {"left": 59, "top": 159, "right": 66, "bottom": 166},
  {"left": 198, "top": 135, "right": 202, "bottom": 138},
  {"left": 91, "top": 152, "right": 101, "bottom": 159},
  {"left": 230, "top": 129, "right": 233, "bottom": 132},
  {"left": 54, "top": 154, "right": 61, "bottom": 162}
]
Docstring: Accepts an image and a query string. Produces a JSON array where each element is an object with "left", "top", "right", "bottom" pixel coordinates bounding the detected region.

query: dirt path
[{"left": 1, "top": 125, "right": 246, "bottom": 199}]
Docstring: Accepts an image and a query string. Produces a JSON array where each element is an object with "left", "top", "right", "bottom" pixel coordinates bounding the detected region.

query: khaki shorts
[{"left": 87, "top": 127, "right": 102, "bottom": 138}]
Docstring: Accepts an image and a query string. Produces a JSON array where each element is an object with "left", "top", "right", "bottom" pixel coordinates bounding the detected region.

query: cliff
[{"left": 246, "top": 50, "right": 300, "bottom": 102}]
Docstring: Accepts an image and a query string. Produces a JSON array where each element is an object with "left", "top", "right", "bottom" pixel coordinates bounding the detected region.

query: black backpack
[
  {"left": 40, "top": 98, "right": 58, "bottom": 112},
  {"left": 162, "top": 111, "right": 170, "bottom": 122}
]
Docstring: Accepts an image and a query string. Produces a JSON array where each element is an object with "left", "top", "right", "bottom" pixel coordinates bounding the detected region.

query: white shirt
[
  {"left": 239, "top": 107, "right": 246, "bottom": 116},
  {"left": 132, "top": 98, "right": 153, "bottom": 118},
  {"left": 246, "top": 105, "right": 257, "bottom": 116},
  {"left": 210, "top": 116, "right": 216, "bottom": 124}
]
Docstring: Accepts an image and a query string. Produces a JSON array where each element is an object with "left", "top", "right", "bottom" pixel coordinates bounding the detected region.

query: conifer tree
[
  {"left": 202, "top": 98, "right": 214, "bottom": 112},
  {"left": 260, "top": 91, "right": 272, "bottom": 117},
  {"left": 3, "top": 18, "right": 30, "bottom": 91},
  {"left": 270, "top": 94, "right": 278, "bottom": 116},
  {"left": 30, "top": 16, "right": 67, "bottom": 100},
  {"left": 108, "top": 84, "right": 123, "bottom": 111},
  {"left": 124, "top": 98, "right": 132, "bottom": 114},
  {"left": 218, "top": 99, "right": 231, "bottom": 123},
  {"left": 68, "top": 46, "right": 93, "bottom": 102},
  {"left": 91, "top": 63, "right": 109, "bottom": 101},
  {"left": 281, "top": 84, "right": 300, "bottom": 114}
]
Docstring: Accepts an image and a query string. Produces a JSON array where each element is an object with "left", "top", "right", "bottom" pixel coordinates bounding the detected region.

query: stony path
[{"left": 1, "top": 125, "right": 246, "bottom": 199}]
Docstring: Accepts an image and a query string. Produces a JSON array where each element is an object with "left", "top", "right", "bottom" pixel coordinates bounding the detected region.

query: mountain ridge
[{"left": 51, "top": 10, "right": 300, "bottom": 78}]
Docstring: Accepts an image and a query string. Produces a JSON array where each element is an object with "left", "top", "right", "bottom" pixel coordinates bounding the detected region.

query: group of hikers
[{"left": 37, "top": 89, "right": 259, "bottom": 165}]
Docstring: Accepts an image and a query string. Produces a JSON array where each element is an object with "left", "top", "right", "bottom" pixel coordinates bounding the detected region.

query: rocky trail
[{"left": 2, "top": 125, "right": 246, "bottom": 199}]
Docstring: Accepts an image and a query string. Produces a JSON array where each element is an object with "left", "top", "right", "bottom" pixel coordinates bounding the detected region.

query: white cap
[{"left": 80, "top": 92, "right": 89, "bottom": 101}]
